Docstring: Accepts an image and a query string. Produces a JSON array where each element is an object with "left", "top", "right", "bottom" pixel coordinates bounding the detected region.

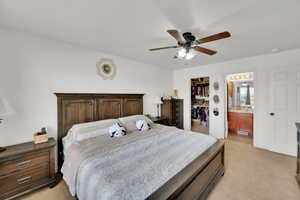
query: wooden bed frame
[{"left": 55, "top": 93, "right": 225, "bottom": 200}]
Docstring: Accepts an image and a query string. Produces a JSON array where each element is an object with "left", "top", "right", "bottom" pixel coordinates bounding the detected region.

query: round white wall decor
[
  {"left": 213, "top": 95, "right": 220, "bottom": 104},
  {"left": 213, "top": 82, "right": 219, "bottom": 90},
  {"left": 96, "top": 58, "right": 116, "bottom": 80}
]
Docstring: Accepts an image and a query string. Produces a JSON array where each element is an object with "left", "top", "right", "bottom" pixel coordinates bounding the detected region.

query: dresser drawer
[
  {"left": 0, "top": 138, "right": 56, "bottom": 200},
  {"left": 0, "top": 151, "right": 49, "bottom": 177},
  {"left": 0, "top": 164, "right": 49, "bottom": 194}
]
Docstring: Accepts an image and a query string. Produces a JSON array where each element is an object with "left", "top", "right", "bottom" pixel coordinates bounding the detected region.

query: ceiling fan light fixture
[
  {"left": 177, "top": 48, "right": 196, "bottom": 60},
  {"left": 185, "top": 49, "right": 196, "bottom": 60},
  {"left": 150, "top": 30, "right": 231, "bottom": 59},
  {"left": 177, "top": 48, "right": 187, "bottom": 59}
]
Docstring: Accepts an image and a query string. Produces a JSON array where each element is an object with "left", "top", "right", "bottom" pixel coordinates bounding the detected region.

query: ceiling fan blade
[
  {"left": 196, "top": 31, "right": 231, "bottom": 44},
  {"left": 167, "top": 30, "right": 183, "bottom": 43},
  {"left": 193, "top": 46, "right": 217, "bottom": 55},
  {"left": 149, "top": 45, "right": 178, "bottom": 51}
]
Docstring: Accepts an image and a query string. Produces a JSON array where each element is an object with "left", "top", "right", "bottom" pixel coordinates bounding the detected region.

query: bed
[{"left": 55, "top": 93, "right": 225, "bottom": 200}]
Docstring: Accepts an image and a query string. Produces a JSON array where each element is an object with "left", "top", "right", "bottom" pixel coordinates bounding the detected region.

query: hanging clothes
[{"left": 191, "top": 106, "right": 209, "bottom": 127}]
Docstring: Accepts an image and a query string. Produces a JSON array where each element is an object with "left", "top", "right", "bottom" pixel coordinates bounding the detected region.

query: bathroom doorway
[
  {"left": 226, "top": 73, "right": 254, "bottom": 144},
  {"left": 191, "top": 77, "right": 209, "bottom": 134}
]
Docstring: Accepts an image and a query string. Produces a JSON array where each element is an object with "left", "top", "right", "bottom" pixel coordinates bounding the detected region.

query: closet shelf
[
  {"left": 192, "top": 105, "right": 209, "bottom": 108},
  {"left": 195, "top": 96, "right": 209, "bottom": 100}
]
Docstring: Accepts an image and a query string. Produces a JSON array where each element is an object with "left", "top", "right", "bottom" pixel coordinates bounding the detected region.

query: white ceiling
[{"left": 1, "top": 0, "right": 300, "bottom": 69}]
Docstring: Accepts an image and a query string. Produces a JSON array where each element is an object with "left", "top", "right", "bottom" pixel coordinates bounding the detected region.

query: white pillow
[
  {"left": 65, "top": 119, "right": 119, "bottom": 143},
  {"left": 109, "top": 123, "right": 127, "bottom": 137},
  {"left": 118, "top": 115, "right": 153, "bottom": 133},
  {"left": 136, "top": 120, "right": 151, "bottom": 131}
]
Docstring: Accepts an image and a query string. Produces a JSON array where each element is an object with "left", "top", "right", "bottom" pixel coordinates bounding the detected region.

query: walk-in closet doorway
[{"left": 191, "top": 77, "right": 210, "bottom": 134}]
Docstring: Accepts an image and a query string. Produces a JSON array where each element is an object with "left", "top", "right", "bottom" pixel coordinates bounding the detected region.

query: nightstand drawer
[
  {"left": 0, "top": 138, "right": 56, "bottom": 199},
  {"left": 0, "top": 164, "right": 49, "bottom": 194},
  {"left": 0, "top": 151, "right": 49, "bottom": 177}
]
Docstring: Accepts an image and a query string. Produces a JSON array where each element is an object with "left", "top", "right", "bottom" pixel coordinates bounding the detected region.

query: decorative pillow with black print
[
  {"left": 136, "top": 119, "right": 151, "bottom": 131},
  {"left": 109, "top": 123, "right": 127, "bottom": 137}
]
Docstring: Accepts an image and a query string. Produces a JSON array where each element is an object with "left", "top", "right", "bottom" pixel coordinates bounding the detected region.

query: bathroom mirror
[
  {"left": 238, "top": 84, "right": 254, "bottom": 107},
  {"left": 228, "top": 81, "right": 254, "bottom": 109}
]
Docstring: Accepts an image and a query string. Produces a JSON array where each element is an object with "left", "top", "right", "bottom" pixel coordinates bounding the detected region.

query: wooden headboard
[{"left": 55, "top": 93, "right": 144, "bottom": 172}]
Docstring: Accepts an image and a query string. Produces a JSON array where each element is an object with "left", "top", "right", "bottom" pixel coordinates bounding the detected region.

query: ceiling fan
[{"left": 149, "top": 30, "right": 231, "bottom": 60}]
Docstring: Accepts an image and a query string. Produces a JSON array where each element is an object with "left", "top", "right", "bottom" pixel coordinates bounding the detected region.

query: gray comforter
[{"left": 62, "top": 124, "right": 216, "bottom": 200}]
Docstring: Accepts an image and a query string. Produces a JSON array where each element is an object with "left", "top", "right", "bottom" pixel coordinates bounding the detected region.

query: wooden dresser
[
  {"left": 0, "top": 138, "right": 56, "bottom": 200},
  {"left": 296, "top": 123, "right": 300, "bottom": 186},
  {"left": 161, "top": 99, "right": 184, "bottom": 129}
]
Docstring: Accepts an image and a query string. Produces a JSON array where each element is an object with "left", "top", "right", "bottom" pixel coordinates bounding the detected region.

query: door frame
[
  {"left": 223, "top": 72, "right": 255, "bottom": 145},
  {"left": 190, "top": 77, "right": 210, "bottom": 133}
]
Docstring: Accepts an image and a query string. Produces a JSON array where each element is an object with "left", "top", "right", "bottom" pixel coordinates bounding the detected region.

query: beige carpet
[
  {"left": 191, "top": 123, "right": 209, "bottom": 134},
  {"left": 22, "top": 140, "right": 300, "bottom": 200}
]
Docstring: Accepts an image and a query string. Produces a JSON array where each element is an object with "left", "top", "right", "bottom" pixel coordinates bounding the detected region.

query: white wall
[
  {"left": 173, "top": 49, "right": 300, "bottom": 156},
  {"left": 0, "top": 28, "right": 172, "bottom": 146}
]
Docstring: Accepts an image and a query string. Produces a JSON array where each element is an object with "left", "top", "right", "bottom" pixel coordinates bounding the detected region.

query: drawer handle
[
  {"left": 16, "top": 160, "right": 32, "bottom": 167},
  {"left": 17, "top": 176, "right": 32, "bottom": 185}
]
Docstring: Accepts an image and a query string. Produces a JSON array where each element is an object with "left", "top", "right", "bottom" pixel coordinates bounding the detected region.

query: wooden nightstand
[
  {"left": 0, "top": 138, "right": 56, "bottom": 200},
  {"left": 151, "top": 117, "right": 169, "bottom": 126}
]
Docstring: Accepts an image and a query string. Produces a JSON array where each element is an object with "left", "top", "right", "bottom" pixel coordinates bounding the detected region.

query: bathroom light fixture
[{"left": 229, "top": 73, "right": 253, "bottom": 81}]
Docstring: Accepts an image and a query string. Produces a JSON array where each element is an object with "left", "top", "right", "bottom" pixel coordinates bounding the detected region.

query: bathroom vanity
[{"left": 228, "top": 109, "right": 253, "bottom": 137}]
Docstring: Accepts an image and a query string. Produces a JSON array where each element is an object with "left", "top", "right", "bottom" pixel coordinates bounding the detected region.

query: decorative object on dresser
[
  {"left": 150, "top": 116, "right": 169, "bottom": 126},
  {"left": 296, "top": 123, "right": 300, "bottom": 186},
  {"left": 161, "top": 99, "right": 184, "bottom": 129},
  {"left": 96, "top": 58, "right": 116, "bottom": 80},
  {"left": 172, "top": 89, "right": 178, "bottom": 99},
  {"left": 0, "top": 138, "right": 56, "bottom": 200},
  {"left": 33, "top": 128, "right": 48, "bottom": 144}
]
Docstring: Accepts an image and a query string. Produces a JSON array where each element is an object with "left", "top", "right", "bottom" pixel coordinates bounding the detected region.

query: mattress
[{"left": 62, "top": 124, "right": 217, "bottom": 200}]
